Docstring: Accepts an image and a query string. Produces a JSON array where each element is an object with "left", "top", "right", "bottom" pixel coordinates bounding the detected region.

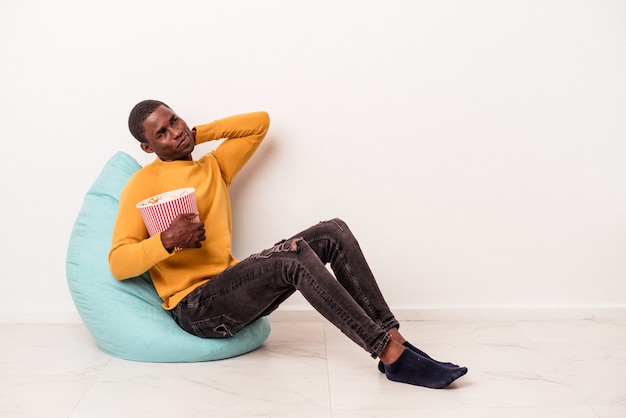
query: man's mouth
[{"left": 178, "top": 133, "right": 190, "bottom": 148}]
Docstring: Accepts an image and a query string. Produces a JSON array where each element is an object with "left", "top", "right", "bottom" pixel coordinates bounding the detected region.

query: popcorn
[{"left": 136, "top": 188, "right": 199, "bottom": 237}]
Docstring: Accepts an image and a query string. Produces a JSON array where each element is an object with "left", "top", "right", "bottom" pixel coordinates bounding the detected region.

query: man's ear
[{"left": 140, "top": 142, "right": 155, "bottom": 154}]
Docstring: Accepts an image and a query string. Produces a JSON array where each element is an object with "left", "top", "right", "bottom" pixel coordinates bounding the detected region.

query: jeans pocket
[{"left": 190, "top": 314, "right": 244, "bottom": 338}]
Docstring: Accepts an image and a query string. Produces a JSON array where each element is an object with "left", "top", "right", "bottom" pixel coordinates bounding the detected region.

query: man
[{"left": 109, "top": 100, "right": 467, "bottom": 388}]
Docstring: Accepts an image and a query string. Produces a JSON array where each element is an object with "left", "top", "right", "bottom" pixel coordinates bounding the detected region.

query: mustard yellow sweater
[{"left": 109, "top": 112, "right": 270, "bottom": 309}]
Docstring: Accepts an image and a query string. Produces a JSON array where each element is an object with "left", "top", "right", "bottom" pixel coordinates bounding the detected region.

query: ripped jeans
[{"left": 171, "top": 218, "right": 399, "bottom": 358}]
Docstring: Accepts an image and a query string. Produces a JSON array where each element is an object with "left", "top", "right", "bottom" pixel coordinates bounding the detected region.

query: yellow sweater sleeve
[{"left": 195, "top": 111, "right": 270, "bottom": 185}]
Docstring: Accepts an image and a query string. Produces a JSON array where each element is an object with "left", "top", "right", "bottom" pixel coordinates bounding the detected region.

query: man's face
[{"left": 140, "top": 105, "right": 195, "bottom": 161}]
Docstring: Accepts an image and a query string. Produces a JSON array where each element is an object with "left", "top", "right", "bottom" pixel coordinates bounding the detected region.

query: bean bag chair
[{"left": 66, "top": 151, "right": 270, "bottom": 362}]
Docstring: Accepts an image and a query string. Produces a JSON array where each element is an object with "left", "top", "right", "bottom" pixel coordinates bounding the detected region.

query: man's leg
[
  {"left": 290, "top": 219, "right": 462, "bottom": 371},
  {"left": 287, "top": 218, "right": 399, "bottom": 332},
  {"left": 172, "top": 237, "right": 391, "bottom": 357},
  {"left": 172, "top": 222, "right": 467, "bottom": 388}
]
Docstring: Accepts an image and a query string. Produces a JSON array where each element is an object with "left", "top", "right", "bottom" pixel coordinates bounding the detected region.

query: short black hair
[{"left": 128, "top": 99, "right": 170, "bottom": 143}]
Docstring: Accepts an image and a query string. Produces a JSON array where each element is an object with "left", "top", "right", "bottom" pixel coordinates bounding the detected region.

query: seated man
[{"left": 109, "top": 100, "right": 467, "bottom": 388}]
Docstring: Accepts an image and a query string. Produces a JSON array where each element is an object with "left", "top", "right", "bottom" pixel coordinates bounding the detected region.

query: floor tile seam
[
  {"left": 526, "top": 336, "right": 623, "bottom": 383},
  {"left": 323, "top": 322, "right": 334, "bottom": 409},
  {"left": 327, "top": 405, "right": 601, "bottom": 412},
  {"left": 548, "top": 368, "right": 602, "bottom": 412},
  {"left": 262, "top": 342, "right": 328, "bottom": 348},
  {"left": 588, "top": 404, "right": 604, "bottom": 418},
  {"left": 509, "top": 320, "right": 571, "bottom": 374},
  {"left": 511, "top": 320, "right": 548, "bottom": 346},
  {"left": 513, "top": 319, "right": 626, "bottom": 344},
  {"left": 68, "top": 355, "right": 113, "bottom": 417}
]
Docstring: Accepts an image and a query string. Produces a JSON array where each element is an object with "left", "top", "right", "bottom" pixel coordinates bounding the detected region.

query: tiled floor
[{"left": 1, "top": 315, "right": 625, "bottom": 417}]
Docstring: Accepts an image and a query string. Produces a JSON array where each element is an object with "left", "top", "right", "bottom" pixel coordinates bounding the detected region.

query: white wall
[{"left": 1, "top": 0, "right": 625, "bottom": 321}]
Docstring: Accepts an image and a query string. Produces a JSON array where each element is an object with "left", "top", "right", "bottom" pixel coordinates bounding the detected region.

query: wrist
[{"left": 160, "top": 232, "right": 175, "bottom": 253}]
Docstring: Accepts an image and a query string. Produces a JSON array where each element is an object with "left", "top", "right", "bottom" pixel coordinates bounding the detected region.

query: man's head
[
  {"left": 128, "top": 100, "right": 169, "bottom": 143},
  {"left": 128, "top": 100, "right": 195, "bottom": 162}
]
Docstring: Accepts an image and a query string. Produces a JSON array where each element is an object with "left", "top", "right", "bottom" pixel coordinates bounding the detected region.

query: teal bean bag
[{"left": 66, "top": 151, "right": 270, "bottom": 362}]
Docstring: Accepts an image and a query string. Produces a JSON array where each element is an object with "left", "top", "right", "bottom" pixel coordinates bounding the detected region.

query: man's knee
[
  {"left": 320, "top": 218, "right": 348, "bottom": 233},
  {"left": 250, "top": 238, "right": 303, "bottom": 259}
]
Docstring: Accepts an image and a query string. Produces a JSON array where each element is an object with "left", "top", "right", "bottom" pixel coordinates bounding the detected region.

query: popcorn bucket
[{"left": 136, "top": 188, "right": 199, "bottom": 237}]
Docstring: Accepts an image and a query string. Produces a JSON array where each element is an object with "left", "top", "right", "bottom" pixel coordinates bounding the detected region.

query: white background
[{"left": 1, "top": 0, "right": 625, "bottom": 320}]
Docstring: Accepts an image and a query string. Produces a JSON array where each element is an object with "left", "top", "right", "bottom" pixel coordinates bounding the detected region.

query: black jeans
[{"left": 172, "top": 218, "right": 399, "bottom": 358}]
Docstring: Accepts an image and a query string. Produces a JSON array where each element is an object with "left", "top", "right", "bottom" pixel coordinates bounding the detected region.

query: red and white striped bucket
[{"left": 136, "top": 188, "right": 199, "bottom": 236}]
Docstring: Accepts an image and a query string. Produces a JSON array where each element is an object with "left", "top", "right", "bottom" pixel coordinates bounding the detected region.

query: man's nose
[{"left": 170, "top": 126, "right": 182, "bottom": 138}]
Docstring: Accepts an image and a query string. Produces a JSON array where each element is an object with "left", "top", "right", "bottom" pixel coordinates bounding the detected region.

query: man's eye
[{"left": 171, "top": 117, "right": 179, "bottom": 125}]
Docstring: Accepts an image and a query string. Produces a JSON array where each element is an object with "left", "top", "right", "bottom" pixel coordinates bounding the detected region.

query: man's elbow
[
  {"left": 258, "top": 111, "right": 270, "bottom": 134},
  {"left": 108, "top": 252, "right": 132, "bottom": 281},
  {"left": 109, "top": 263, "right": 129, "bottom": 281}
]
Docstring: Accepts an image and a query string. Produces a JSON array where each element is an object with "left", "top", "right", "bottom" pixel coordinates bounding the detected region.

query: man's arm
[
  {"left": 195, "top": 111, "right": 270, "bottom": 186},
  {"left": 108, "top": 178, "right": 171, "bottom": 280}
]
